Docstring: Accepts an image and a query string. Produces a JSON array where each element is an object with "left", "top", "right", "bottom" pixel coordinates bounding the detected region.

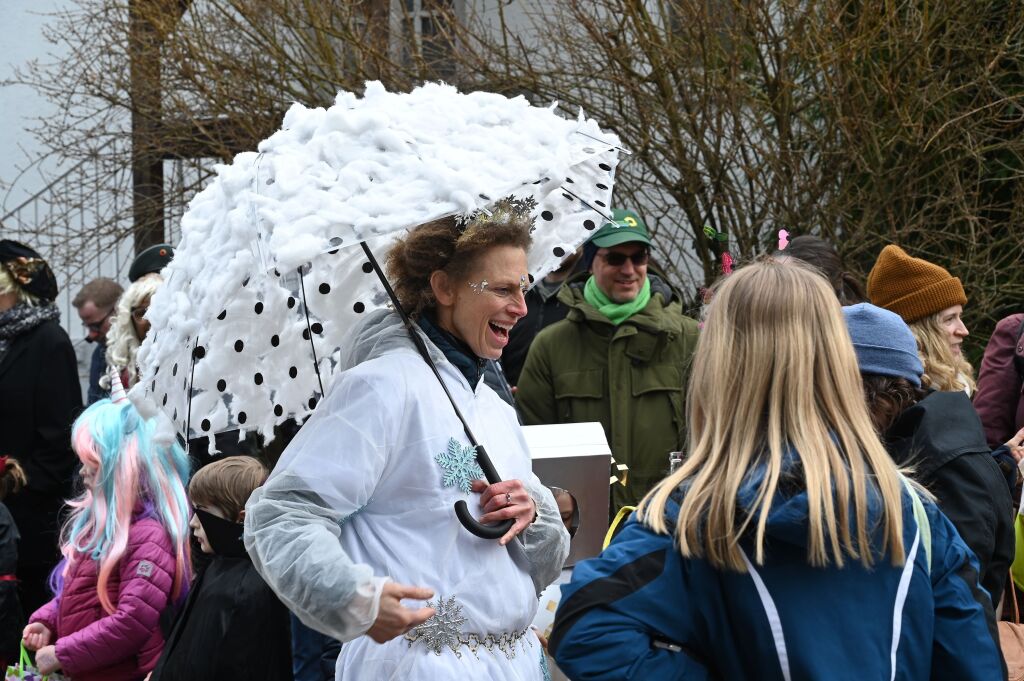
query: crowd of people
[{"left": 0, "top": 196, "right": 1023, "bottom": 680}]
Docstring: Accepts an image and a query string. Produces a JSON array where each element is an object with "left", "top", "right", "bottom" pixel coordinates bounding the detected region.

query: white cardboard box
[{"left": 523, "top": 422, "right": 611, "bottom": 567}]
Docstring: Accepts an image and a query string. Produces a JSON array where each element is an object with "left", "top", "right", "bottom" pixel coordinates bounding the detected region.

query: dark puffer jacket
[
  {"left": 885, "top": 390, "right": 1014, "bottom": 607},
  {"left": 29, "top": 517, "right": 180, "bottom": 681}
]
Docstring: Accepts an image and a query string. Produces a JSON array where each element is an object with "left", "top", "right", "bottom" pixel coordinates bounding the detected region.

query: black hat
[
  {"left": 128, "top": 243, "right": 174, "bottom": 283},
  {"left": 0, "top": 240, "right": 58, "bottom": 302}
]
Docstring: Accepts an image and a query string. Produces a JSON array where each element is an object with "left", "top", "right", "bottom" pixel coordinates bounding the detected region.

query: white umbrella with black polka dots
[{"left": 131, "top": 82, "right": 622, "bottom": 454}]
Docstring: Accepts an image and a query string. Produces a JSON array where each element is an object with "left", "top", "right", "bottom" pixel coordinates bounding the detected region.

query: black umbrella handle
[{"left": 454, "top": 445, "right": 515, "bottom": 540}]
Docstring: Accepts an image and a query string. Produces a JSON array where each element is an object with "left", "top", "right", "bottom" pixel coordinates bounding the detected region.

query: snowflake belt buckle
[{"left": 404, "top": 595, "right": 532, "bottom": 660}]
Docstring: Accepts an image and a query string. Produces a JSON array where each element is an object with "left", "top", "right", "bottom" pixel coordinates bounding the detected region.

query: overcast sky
[{"left": 0, "top": 0, "right": 71, "bottom": 214}]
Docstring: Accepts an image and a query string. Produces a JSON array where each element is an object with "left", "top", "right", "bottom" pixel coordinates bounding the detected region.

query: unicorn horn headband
[{"left": 108, "top": 369, "right": 128, "bottom": 404}]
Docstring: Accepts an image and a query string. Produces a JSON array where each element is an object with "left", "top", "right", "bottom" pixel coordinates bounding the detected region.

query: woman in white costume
[{"left": 245, "top": 203, "right": 570, "bottom": 680}]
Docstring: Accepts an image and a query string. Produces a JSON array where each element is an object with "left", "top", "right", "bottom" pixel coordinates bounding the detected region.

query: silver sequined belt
[{"left": 403, "top": 595, "right": 535, "bottom": 660}]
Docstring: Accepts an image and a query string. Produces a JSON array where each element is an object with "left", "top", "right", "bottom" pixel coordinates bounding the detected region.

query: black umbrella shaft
[{"left": 359, "top": 242, "right": 513, "bottom": 540}]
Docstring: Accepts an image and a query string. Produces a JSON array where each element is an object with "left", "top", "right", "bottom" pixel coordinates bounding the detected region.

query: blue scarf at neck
[{"left": 417, "top": 312, "right": 486, "bottom": 388}]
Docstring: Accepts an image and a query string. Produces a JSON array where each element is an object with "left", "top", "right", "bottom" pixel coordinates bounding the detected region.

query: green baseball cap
[{"left": 589, "top": 208, "right": 653, "bottom": 248}]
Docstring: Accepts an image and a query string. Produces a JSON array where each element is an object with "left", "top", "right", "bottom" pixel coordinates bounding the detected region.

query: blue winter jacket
[{"left": 551, "top": 472, "right": 1004, "bottom": 681}]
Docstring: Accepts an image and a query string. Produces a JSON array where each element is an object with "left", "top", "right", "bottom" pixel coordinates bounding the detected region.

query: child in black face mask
[{"left": 150, "top": 457, "right": 293, "bottom": 681}]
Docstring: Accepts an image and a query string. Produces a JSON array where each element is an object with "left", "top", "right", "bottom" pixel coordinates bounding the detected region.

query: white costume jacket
[{"left": 245, "top": 310, "right": 569, "bottom": 680}]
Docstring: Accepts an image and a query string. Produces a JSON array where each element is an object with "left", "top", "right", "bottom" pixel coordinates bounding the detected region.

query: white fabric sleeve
[
  {"left": 519, "top": 474, "right": 571, "bottom": 594},
  {"left": 244, "top": 370, "right": 400, "bottom": 642}
]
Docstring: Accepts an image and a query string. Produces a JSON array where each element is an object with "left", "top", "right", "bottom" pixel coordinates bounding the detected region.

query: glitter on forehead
[
  {"left": 519, "top": 275, "right": 528, "bottom": 293},
  {"left": 468, "top": 280, "right": 489, "bottom": 294}
]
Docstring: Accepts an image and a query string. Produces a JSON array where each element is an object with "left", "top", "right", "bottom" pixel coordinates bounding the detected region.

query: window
[{"left": 398, "top": 0, "right": 459, "bottom": 80}]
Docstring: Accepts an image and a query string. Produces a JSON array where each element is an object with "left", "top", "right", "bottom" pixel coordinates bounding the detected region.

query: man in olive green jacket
[{"left": 516, "top": 209, "right": 700, "bottom": 515}]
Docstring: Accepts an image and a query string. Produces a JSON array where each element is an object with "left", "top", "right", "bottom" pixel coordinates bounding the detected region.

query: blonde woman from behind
[{"left": 550, "top": 258, "right": 1003, "bottom": 681}]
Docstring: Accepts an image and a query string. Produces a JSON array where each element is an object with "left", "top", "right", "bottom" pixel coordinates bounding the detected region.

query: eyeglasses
[
  {"left": 130, "top": 306, "right": 149, "bottom": 322},
  {"left": 82, "top": 309, "right": 113, "bottom": 332},
  {"left": 599, "top": 249, "right": 649, "bottom": 267}
]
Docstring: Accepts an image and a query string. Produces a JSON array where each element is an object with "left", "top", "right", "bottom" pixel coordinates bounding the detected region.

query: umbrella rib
[
  {"left": 298, "top": 270, "right": 326, "bottom": 397},
  {"left": 572, "top": 129, "right": 632, "bottom": 155},
  {"left": 558, "top": 185, "right": 614, "bottom": 223},
  {"left": 186, "top": 337, "right": 198, "bottom": 452}
]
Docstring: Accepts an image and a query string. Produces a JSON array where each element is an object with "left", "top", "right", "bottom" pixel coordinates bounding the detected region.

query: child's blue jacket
[{"left": 551, "top": 473, "right": 1005, "bottom": 681}]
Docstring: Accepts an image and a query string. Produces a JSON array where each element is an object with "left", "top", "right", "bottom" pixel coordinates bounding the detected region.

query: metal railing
[{"left": 1, "top": 147, "right": 201, "bottom": 392}]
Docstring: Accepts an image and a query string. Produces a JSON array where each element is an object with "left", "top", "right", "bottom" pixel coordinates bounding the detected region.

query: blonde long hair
[
  {"left": 639, "top": 259, "right": 906, "bottom": 571},
  {"left": 909, "top": 314, "right": 975, "bottom": 393}
]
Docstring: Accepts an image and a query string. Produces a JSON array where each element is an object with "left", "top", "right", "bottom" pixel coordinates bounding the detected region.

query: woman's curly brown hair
[
  {"left": 861, "top": 374, "right": 929, "bottom": 434},
  {"left": 385, "top": 206, "right": 533, "bottom": 317}
]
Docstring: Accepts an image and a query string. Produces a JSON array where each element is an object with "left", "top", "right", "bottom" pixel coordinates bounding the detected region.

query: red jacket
[
  {"left": 29, "top": 517, "right": 180, "bottom": 681},
  {"left": 974, "top": 312, "right": 1024, "bottom": 448}
]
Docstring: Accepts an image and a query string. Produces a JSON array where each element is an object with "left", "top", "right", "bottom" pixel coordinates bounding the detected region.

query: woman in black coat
[
  {"left": 844, "top": 303, "right": 1014, "bottom": 609},
  {"left": 0, "top": 240, "right": 82, "bottom": 615}
]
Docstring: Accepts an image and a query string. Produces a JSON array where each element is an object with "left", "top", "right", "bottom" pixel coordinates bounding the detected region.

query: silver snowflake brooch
[
  {"left": 405, "top": 595, "right": 467, "bottom": 656},
  {"left": 435, "top": 437, "right": 484, "bottom": 494}
]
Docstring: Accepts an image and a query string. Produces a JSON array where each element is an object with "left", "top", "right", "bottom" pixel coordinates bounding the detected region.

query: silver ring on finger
[{"left": 505, "top": 491, "right": 512, "bottom": 506}]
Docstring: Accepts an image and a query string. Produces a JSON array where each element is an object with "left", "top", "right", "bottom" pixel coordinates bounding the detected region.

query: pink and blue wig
[{"left": 58, "top": 397, "right": 191, "bottom": 614}]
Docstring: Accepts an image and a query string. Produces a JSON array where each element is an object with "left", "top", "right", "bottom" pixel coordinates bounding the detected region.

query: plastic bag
[{"left": 4, "top": 644, "right": 67, "bottom": 681}]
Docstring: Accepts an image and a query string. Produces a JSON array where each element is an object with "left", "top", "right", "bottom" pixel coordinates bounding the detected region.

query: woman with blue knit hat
[{"left": 844, "top": 302, "right": 1013, "bottom": 610}]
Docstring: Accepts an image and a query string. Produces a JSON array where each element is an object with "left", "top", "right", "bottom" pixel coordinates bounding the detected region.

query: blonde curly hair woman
[
  {"left": 867, "top": 245, "right": 974, "bottom": 394},
  {"left": 104, "top": 274, "right": 163, "bottom": 388}
]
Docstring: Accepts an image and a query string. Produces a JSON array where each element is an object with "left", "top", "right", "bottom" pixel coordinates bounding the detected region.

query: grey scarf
[{"left": 0, "top": 303, "right": 61, "bottom": 363}]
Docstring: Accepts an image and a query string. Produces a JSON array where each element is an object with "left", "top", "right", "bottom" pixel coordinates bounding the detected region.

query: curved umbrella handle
[{"left": 454, "top": 444, "right": 515, "bottom": 540}]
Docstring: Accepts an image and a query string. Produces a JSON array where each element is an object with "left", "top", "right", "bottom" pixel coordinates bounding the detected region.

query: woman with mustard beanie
[{"left": 867, "top": 245, "right": 974, "bottom": 393}]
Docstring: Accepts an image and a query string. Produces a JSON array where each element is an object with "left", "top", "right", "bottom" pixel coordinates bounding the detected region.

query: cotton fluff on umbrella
[{"left": 132, "top": 81, "right": 621, "bottom": 443}]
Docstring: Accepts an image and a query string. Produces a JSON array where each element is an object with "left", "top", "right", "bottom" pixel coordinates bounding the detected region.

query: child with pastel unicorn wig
[{"left": 21, "top": 373, "right": 191, "bottom": 681}]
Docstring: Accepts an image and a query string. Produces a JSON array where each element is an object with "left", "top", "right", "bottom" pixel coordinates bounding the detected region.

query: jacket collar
[
  {"left": 884, "top": 390, "right": 990, "bottom": 476},
  {"left": 416, "top": 312, "right": 486, "bottom": 389}
]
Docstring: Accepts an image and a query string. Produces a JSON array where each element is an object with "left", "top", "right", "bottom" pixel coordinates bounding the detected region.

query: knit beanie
[
  {"left": 866, "top": 245, "right": 967, "bottom": 323},
  {"left": 842, "top": 303, "right": 924, "bottom": 386}
]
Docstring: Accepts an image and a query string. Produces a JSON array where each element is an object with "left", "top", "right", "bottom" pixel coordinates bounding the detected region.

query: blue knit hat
[{"left": 842, "top": 303, "right": 924, "bottom": 387}]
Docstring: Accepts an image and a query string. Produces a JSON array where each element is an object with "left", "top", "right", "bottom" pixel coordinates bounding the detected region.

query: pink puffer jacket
[{"left": 29, "top": 517, "right": 180, "bottom": 681}]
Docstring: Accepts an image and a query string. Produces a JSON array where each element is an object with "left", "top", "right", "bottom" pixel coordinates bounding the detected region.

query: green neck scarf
[{"left": 583, "top": 276, "right": 651, "bottom": 325}]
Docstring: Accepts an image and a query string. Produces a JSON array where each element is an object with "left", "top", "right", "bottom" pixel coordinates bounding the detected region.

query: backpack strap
[
  {"left": 603, "top": 505, "right": 636, "bottom": 550},
  {"left": 902, "top": 476, "right": 932, "bottom": 571}
]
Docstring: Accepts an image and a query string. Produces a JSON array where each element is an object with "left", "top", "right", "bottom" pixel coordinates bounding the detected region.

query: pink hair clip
[
  {"left": 721, "top": 251, "right": 734, "bottom": 276},
  {"left": 778, "top": 229, "right": 790, "bottom": 251}
]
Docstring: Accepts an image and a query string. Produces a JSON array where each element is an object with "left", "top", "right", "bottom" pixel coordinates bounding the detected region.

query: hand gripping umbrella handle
[{"left": 454, "top": 445, "right": 515, "bottom": 540}]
